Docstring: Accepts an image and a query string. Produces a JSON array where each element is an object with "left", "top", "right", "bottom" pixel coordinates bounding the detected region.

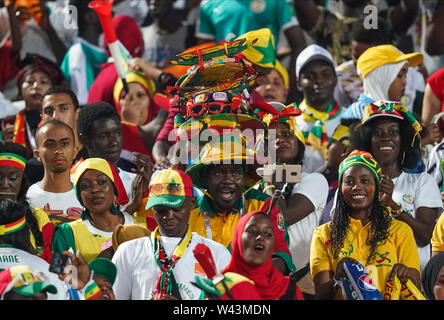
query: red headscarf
[
  {"left": 104, "top": 15, "right": 143, "bottom": 58},
  {"left": 222, "top": 210, "right": 290, "bottom": 300}
]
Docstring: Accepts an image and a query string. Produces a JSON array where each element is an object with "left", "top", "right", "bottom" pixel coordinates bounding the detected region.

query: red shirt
[{"left": 427, "top": 67, "right": 444, "bottom": 111}]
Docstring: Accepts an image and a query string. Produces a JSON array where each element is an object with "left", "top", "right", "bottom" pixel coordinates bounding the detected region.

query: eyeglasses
[{"left": 149, "top": 183, "right": 184, "bottom": 196}]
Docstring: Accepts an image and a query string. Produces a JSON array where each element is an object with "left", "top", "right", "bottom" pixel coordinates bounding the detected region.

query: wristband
[{"left": 387, "top": 205, "right": 403, "bottom": 218}]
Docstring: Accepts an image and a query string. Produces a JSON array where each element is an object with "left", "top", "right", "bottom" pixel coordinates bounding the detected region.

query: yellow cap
[{"left": 357, "top": 45, "right": 423, "bottom": 78}]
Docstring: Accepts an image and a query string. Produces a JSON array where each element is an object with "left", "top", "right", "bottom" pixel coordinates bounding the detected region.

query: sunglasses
[
  {"left": 193, "top": 91, "right": 230, "bottom": 104},
  {"left": 187, "top": 101, "right": 232, "bottom": 117},
  {"left": 149, "top": 183, "right": 184, "bottom": 196}
]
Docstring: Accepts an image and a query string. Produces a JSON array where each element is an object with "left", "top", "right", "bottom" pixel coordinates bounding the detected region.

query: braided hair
[{"left": 330, "top": 180, "right": 392, "bottom": 266}]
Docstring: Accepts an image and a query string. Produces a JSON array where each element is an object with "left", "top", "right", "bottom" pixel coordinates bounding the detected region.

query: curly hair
[
  {"left": 330, "top": 182, "right": 392, "bottom": 266},
  {"left": 76, "top": 102, "right": 121, "bottom": 140},
  {"left": 349, "top": 117, "right": 422, "bottom": 170},
  {"left": 0, "top": 141, "right": 45, "bottom": 250}
]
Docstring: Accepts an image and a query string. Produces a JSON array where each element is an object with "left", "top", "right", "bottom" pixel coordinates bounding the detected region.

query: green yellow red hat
[
  {"left": 360, "top": 100, "right": 422, "bottom": 146},
  {"left": 185, "top": 135, "right": 264, "bottom": 190},
  {"left": 145, "top": 168, "right": 194, "bottom": 210},
  {"left": 0, "top": 265, "right": 57, "bottom": 299},
  {"left": 338, "top": 149, "right": 382, "bottom": 184},
  {"left": 234, "top": 28, "right": 276, "bottom": 68},
  {"left": 88, "top": 258, "right": 117, "bottom": 286}
]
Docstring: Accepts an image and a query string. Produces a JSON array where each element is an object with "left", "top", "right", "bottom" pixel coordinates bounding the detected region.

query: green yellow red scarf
[
  {"left": 151, "top": 226, "right": 193, "bottom": 299},
  {"left": 298, "top": 99, "right": 341, "bottom": 160}
]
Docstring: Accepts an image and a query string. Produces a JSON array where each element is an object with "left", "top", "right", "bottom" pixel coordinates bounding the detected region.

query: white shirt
[
  {"left": 426, "top": 141, "right": 444, "bottom": 187},
  {"left": 26, "top": 183, "right": 83, "bottom": 225},
  {"left": 287, "top": 172, "right": 328, "bottom": 270},
  {"left": 329, "top": 170, "right": 442, "bottom": 272},
  {"left": 112, "top": 233, "right": 231, "bottom": 300},
  {"left": 391, "top": 171, "right": 443, "bottom": 271},
  {"left": 83, "top": 211, "right": 134, "bottom": 240},
  {"left": 119, "top": 169, "right": 137, "bottom": 201},
  {"left": 0, "top": 246, "right": 67, "bottom": 300}
]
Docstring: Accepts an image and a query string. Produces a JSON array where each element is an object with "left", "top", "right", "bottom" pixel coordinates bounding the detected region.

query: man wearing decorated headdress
[
  {"left": 183, "top": 135, "right": 295, "bottom": 276},
  {"left": 134, "top": 34, "right": 295, "bottom": 276},
  {"left": 149, "top": 28, "right": 295, "bottom": 170}
]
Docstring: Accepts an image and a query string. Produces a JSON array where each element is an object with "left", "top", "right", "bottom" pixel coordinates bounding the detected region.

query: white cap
[{"left": 295, "top": 44, "right": 334, "bottom": 78}]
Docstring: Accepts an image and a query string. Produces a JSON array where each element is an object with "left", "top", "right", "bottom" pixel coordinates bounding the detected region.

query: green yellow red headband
[
  {"left": 0, "top": 216, "right": 26, "bottom": 236},
  {"left": 338, "top": 149, "right": 382, "bottom": 184},
  {"left": 0, "top": 153, "right": 26, "bottom": 172}
]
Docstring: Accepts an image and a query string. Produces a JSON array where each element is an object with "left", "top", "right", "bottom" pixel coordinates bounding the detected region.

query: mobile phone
[
  {"left": 261, "top": 164, "right": 302, "bottom": 184},
  {"left": 49, "top": 252, "right": 69, "bottom": 274}
]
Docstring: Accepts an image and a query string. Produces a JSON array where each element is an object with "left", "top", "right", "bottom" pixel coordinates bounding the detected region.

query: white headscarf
[{"left": 363, "top": 61, "right": 407, "bottom": 101}]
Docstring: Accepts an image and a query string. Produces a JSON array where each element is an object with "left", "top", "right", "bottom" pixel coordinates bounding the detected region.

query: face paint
[
  {"left": 341, "top": 186, "right": 348, "bottom": 197},
  {"left": 369, "top": 185, "right": 375, "bottom": 196}
]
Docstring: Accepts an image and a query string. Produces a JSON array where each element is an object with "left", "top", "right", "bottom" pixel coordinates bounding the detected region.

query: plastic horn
[{"left": 88, "top": 0, "right": 129, "bottom": 93}]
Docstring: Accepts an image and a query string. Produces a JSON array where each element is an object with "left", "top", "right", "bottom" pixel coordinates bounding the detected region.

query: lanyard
[{"left": 203, "top": 195, "right": 245, "bottom": 240}]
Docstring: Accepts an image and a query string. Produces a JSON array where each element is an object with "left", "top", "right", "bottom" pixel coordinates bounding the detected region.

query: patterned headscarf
[
  {"left": 360, "top": 100, "right": 422, "bottom": 147},
  {"left": 338, "top": 149, "right": 382, "bottom": 184},
  {"left": 16, "top": 54, "right": 66, "bottom": 94},
  {"left": 73, "top": 158, "right": 129, "bottom": 208}
]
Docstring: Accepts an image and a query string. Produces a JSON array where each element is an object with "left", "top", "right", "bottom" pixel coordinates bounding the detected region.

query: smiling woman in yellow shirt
[{"left": 310, "top": 150, "right": 420, "bottom": 299}]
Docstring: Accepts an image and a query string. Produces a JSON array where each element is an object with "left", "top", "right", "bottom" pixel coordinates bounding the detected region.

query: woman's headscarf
[
  {"left": 113, "top": 71, "right": 158, "bottom": 125},
  {"left": 221, "top": 210, "right": 289, "bottom": 300},
  {"left": 422, "top": 252, "right": 444, "bottom": 300},
  {"left": 363, "top": 61, "right": 406, "bottom": 102},
  {"left": 73, "top": 158, "right": 129, "bottom": 208},
  {"left": 16, "top": 54, "right": 66, "bottom": 94},
  {"left": 104, "top": 15, "right": 143, "bottom": 58}
]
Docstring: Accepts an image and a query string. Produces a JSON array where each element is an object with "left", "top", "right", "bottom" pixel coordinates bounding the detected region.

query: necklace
[{"left": 89, "top": 212, "right": 123, "bottom": 232}]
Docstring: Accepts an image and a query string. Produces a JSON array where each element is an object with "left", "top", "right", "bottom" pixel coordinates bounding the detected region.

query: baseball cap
[
  {"left": 357, "top": 45, "right": 423, "bottom": 78},
  {"left": 0, "top": 265, "right": 57, "bottom": 299},
  {"left": 88, "top": 258, "right": 117, "bottom": 286},
  {"left": 145, "top": 169, "right": 194, "bottom": 210},
  {"left": 295, "top": 44, "right": 334, "bottom": 78}
]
